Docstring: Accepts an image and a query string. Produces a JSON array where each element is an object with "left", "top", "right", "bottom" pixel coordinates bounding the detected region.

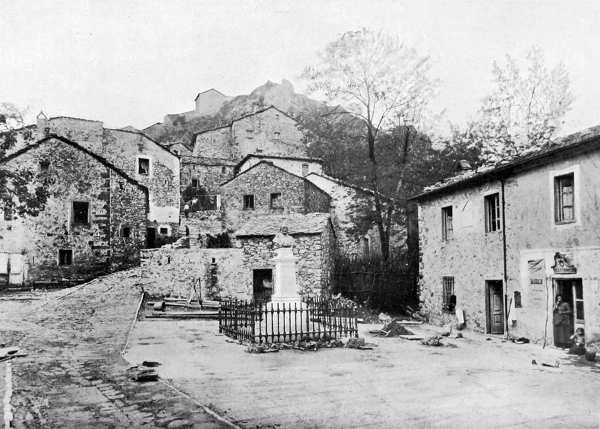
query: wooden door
[
  {"left": 8, "top": 254, "right": 24, "bottom": 286},
  {"left": 487, "top": 281, "right": 504, "bottom": 334}
]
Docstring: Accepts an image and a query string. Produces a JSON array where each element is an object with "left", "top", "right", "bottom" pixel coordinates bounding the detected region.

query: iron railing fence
[{"left": 219, "top": 297, "right": 359, "bottom": 344}]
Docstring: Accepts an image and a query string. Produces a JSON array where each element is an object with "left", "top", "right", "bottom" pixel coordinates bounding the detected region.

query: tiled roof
[
  {"left": 235, "top": 213, "right": 331, "bottom": 237},
  {"left": 410, "top": 125, "right": 600, "bottom": 200}
]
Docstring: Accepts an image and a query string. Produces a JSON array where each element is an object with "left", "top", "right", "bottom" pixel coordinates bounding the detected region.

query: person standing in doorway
[{"left": 553, "top": 294, "right": 572, "bottom": 347}]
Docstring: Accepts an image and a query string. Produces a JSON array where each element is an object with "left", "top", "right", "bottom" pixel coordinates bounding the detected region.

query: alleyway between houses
[{"left": 0, "top": 269, "right": 599, "bottom": 428}]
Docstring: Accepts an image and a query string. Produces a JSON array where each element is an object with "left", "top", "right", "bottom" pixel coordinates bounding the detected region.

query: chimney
[{"left": 36, "top": 111, "right": 49, "bottom": 136}]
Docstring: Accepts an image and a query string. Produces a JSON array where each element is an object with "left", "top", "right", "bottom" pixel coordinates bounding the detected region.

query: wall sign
[
  {"left": 528, "top": 259, "right": 545, "bottom": 287},
  {"left": 551, "top": 252, "right": 577, "bottom": 274}
]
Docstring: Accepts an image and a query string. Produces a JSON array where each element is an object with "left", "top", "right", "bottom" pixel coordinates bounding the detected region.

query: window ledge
[{"left": 555, "top": 220, "right": 576, "bottom": 226}]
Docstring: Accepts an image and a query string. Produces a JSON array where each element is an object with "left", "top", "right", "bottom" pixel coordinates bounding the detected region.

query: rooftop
[
  {"left": 235, "top": 213, "right": 331, "bottom": 237},
  {"left": 411, "top": 124, "right": 600, "bottom": 201}
]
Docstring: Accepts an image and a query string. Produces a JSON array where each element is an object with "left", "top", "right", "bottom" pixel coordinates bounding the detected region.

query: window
[
  {"left": 72, "top": 201, "right": 89, "bottom": 225},
  {"left": 138, "top": 158, "right": 150, "bottom": 175},
  {"left": 121, "top": 226, "right": 131, "bottom": 238},
  {"left": 441, "top": 206, "right": 453, "bottom": 241},
  {"left": 574, "top": 281, "right": 584, "bottom": 323},
  {"left": 159, "top": 227, "right": 169, "bottom": 235},
  {"left": 243, "top": 194, "right": 254, "bottom": 210},
  {"left": 221, "top": 166, "right": 227, "bottom": 174},
  {"left": 58, "top": 249, "right": 73, "bottom": 266},
  {"left": 484, "top": 193, "right": 501, "bottom": 232},
  {"left": 442, "top": 277, "right": 455, "bottom": 313},
  {"left": 270, "top": 193, "right": 282, "bottom": 209},
  {"left": 191, "top": 178, "right": 199, "bottom": 188},
  {"left": 302, "top": 163, "right": 309, "bottom": 177},
  {"left": 274, "top": 131, "right": 281, "bottom": 138},
  {"left": 554, "top": 173, "right": 574, "bottom": 223},
  {"left": 39, "top": 160, "right": 50, "bottom": 171}
]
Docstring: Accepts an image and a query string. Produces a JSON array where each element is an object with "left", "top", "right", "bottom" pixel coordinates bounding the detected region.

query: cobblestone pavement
[
  {"left": 126, "top": 319, "right": 600, "bottom": 429},
  {"left": 0, "top": 270, "right": 231, "bottom": 429}
]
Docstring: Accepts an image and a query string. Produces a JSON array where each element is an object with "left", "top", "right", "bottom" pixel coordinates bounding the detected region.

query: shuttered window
[
  {"left": 441, "top": 206, "right": 453, "bottom": 241},
  {"left": 554, "top": 173, "right": 575, "bottom": 223},
  {"left": 484, "top": 193, "right": 501, "bottom": 232}
]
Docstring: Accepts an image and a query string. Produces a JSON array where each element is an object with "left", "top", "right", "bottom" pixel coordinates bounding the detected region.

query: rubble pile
[{"left": 421, "top": 336, "right": 443, "bottom": 347}]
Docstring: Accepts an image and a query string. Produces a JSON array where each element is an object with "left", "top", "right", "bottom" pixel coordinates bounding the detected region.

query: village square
[{"left": 1, "top": 1, "right": 600, "bottom": 428}]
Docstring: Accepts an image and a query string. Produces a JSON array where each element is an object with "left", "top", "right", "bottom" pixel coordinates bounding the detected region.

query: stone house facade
[
  {"left": 8, "top": 115, "right": 180, "bottom": 245},
  {"left": 192, "top": 106, "right": 307, "bottom": 161},
  {"left": 411, "top": 127, "right": 600, "bottom": 344},
  {"left": 0, "top": 135, "right": 148, "bottom": 286},
  {"left": 235, "top": 154, "right": 323, "bottom": 178},
  {"left": 235, "top": 213, "right": 336, "bottom": 300},
  {"left": 220, "top": 161, "right": 331, "bottom": 232}
]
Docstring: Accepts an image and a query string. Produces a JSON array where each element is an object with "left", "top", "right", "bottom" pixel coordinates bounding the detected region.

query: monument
[{"left": 270, "top": 226, "right": 301, "bottom": 303}]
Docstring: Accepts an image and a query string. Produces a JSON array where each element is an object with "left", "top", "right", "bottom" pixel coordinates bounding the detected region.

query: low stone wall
[{"left": 139, "top": 248, "right": 249, "bottom": 299}]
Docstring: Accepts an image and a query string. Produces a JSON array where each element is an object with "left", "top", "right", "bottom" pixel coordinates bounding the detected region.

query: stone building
[
  {"left": 8, "top": 115, "right": 180, "bottom": 246},
  {"left": 220, "top": 161, "right": 331, "bottom": 231},
  {"left": 192, "top": 106, "right": 307, "bottom": 161},
  {"left": 163, "top": 89, "right": 233, "bottom": 125},
  {"left": 235, "top": 154, "right": 323, "bottom": 178},
  {"left": 0, "top": 135, "right": 148, "bottom": 287},
  {"left": 411, "top": 126, "right": 600, "bottom": 344},
  {"left": 235, "top": 213, "right": 336, "bottom": 300}
]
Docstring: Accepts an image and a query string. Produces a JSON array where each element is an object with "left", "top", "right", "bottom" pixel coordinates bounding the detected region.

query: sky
[{"left": 1, "top": 0, "right": 600, "bottom": 135}]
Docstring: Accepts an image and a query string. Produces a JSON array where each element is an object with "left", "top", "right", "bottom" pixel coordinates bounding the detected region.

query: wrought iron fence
[{"left": 219, "top": 297, "right": 359, "bottom": 343}]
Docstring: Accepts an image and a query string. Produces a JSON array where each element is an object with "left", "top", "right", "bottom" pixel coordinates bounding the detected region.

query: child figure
[{"left": 569, "top": 328, "right": 585, "bottom": 355}]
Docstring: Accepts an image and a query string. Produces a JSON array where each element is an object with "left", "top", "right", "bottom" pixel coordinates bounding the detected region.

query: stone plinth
[{"left": 271, "top": 246, "right": 300, "bottom": 303}]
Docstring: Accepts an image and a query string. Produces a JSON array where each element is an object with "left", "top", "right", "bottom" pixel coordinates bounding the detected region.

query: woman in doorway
[{"left": 553, "top": 294, "right": 572, "bottom": 347}]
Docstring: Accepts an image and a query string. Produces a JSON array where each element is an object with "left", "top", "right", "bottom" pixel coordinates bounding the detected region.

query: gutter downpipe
[{"left": 501, "top": 178, "right": 509, "bottom": 339}]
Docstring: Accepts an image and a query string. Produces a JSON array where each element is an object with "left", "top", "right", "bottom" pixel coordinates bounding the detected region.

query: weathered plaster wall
[
  {"left": 139, "top": 248, "right": 247, "bottom": 299},
  {"left": 0, "top": 139, "right": 147, "bottom": 283},
  {"left": 418, "top": 150, "right": 600, "bottom": 342},
  {"left": 220, "top": 162, "right": 330, "bottom": 231}
]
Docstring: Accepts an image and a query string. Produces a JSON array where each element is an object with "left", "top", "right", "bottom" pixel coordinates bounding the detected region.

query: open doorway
[
  {"left": 253, "top": 269, "right": 273, "bottom": 302},
  {"left": 146, "top": 228, "right": 157, "bottom": 248},
  {"left": 486, "top": 280, "right": 504, "bottom": 334},
  {"left": 553, "top": 278, "right": 583, "bottom": 347}
]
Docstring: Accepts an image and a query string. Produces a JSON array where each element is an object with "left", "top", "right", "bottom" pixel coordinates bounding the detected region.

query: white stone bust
[{"left": 273, "top": 226, "right": 295, "bottom": 247}]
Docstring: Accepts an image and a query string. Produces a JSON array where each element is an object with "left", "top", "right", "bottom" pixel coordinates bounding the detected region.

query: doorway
[
  {"left": 253, "top": 269, "right": 273, "bottom": 302},
  {"left": 486, "top": 280, "right": 504, "bottom": 334},
  {"left": 146, "top": 228, "right": 157, "bottom": 248},
  {"left": 553, "top": 278, "right": 583, "bottom": 347}
]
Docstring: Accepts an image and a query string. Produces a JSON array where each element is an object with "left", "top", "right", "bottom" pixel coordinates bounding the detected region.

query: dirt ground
[{"left": 126, "top": 319, "right": 600, "bottom": 429}]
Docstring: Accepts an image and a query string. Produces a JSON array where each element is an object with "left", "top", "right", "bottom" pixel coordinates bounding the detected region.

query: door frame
[
  {"left": 552, "top": 277, "right": 583, "bottom": 338},
  {"left": 485, "top": 280, "right": 505, "bottom": 335}
]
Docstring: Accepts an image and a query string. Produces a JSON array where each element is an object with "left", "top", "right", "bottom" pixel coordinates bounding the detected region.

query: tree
[
  {"left": 473, "top": 47, "right": 573, "bottom": 162},
  {"left": 302, "top": 29, "right": 436, "bottom": 260},
  {"left": 0, "top": 103, "right": 49, "bottom": 217}
]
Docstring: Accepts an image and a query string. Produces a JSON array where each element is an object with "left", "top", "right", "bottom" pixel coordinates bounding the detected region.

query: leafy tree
[
  {"left": 472, "top": 47, "right": 573, "bottom": 162},
  {"left": 303, "top": 29, "right": 437, "bottom": 259},
  {"left": 0, "top": 104, "right": 49, "bottom": 217}
]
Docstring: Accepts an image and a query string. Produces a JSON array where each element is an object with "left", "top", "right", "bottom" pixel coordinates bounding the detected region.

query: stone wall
[
  {"left": 238, "top": 157, "right": 322, "bottom": 177},
  {"left": 238, "top": 228, "right": 335, "bottom": 298},
  {"left": 0, "top": 138, "right": 147, "bottom": 284},
  {"left": 139, "top": 247, "right": 248, "bottom": 299},
  {"left": 193, "top": 127, "right": 234, "bottom": 159},
  {"left": 180, "top": 157, "right": 235, "bottom": 195},
  {"left": 417, "top": 149, "right": 600, "bottom": 343},
  {"left": 221, "top": 162, "right": 330, "bottom": 231},
  {"left": 232, "top": 108, "right": 307, "bottom": 159}
]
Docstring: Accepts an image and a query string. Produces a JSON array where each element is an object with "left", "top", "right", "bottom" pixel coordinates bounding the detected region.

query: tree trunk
[{"left": 367, "top": 124, "right": 390, "bottom": 261}]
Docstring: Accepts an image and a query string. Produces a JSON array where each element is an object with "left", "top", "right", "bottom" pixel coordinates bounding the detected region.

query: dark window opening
[
  {"left": 72, "top": 201, "right": 89, "bottom": 226},
  {"left": 121, "top": 226, "right": 131, "bottom": 238},
  {"left": 554, "top": 173, "right": 575, "bottom": 223},
  {"left": 138, "top": 158, "right": 150, "bottom": 175},
  {"left": 270, "top": 192, "right": 282, "bottom": 209},
  {"left": 159, "top": 227, "right": 169, "bottom": 235},
  {"left": 221, "top": 166, "right": 227, "bottom": 174},
  {"left": 191, "top": 178, "right": 199, "bottom": 188},
  {"left": 442, "top": 276, "right": 455, "bottom": 313},
  {"left": 58, "top": 249, "right": 73, "bottom": 266},
  {"left": 3, "top": 203, "right": 13, "bottom": 221},
  {"left": 207, "top": 232, "right": 232, "bottom": 248},
  {"left": 441, "top": 206, "right": 453, "bottom": 241},
  {"left": 484, "top": 193, "right": 501, "bottom": 232},
  {"left": 243, "top": 194, "right": 254, "bottom": 210},
  {"left": 302, "top": 163, "right": 309, "bottom": 176},
  {"left": 514, "top": 291, "right": 522, "bottom": 308},
  {"left": 40, "top": 160, "right": 50, "bottom": 171}
]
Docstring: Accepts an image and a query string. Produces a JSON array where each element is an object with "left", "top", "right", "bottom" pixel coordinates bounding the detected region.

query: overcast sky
[{"left": 1, "top": 0, "right": 600, "bottom": 135}]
